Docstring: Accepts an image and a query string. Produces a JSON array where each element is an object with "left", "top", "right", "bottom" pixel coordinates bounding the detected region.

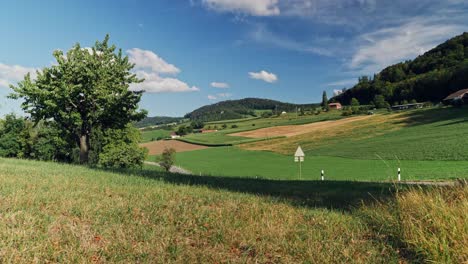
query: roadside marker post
[
  {"left": 398, "top": 168, "right": 401, "bottom": 182},
  {"left": 321, "top": 170, "right": 324, "bottom": 181},
  {"left": 294, "top": 146, "right": 305, "bottom": 180}
]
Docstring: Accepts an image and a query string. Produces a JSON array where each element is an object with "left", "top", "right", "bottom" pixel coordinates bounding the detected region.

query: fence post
[
  {"left": 321, "top": 170, "right": 324, "bottom": 181},
  {"left": 398, "top": 168, "right": 401, "bottom": 182}
]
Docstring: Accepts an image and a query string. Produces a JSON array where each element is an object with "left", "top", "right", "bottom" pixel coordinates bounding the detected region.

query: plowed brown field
[{"left": 141, "top": 140, "right": 208, "bottom": 155}]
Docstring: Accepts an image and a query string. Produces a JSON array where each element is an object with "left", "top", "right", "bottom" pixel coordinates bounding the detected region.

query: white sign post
[{"left": 294, "top": 146, "right": 305, "bottom": 179}]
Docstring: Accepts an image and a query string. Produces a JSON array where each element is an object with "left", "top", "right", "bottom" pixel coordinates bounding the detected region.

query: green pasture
[
  {"left": 140, "top": 129, "right": 172, "bottom": 142},
  {"left": 172, "top": 147, "right": 468, "bottom": 181},
  {"left": 309, "top": 107, "right": 468, "bottom": 161}
]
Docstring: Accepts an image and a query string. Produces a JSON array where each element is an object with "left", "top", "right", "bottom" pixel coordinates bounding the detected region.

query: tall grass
[{"left": 359, "top": 182, "right": 468, "bottom": 263}]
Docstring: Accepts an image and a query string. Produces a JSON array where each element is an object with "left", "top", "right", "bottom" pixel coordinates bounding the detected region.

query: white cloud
[
  {"left": 210, "top": 82, "right": 230, "bottom": 88},
  {"left": 349, "top": 18, "right": 466, "bottom": 74},
  {"left": 333, "top": 89, "right": 344, "bottom": 96},
  {"left": 127, "top": 49, "right": 198, "bottom": 93},
  {"left": 201, "top": 0, "right": 280, "bottom": 16},
  {"left": 132, "top": 71, "right": 199, "bottom": 93},
  {"left": 207, "top": 94, "right": 217, "bottom": 100},
  {"left": 249, "top": 70, "right": 278, "bottom": 83},
  {"left": 127, "top": 48, "right": 180, "bottom": 74},
  {"left": 0, "top": 63, "right": 37, "bottom": 88}
]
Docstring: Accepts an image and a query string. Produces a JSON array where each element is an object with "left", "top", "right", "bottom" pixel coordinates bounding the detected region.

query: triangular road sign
[{"left": 294, "top": 146, "right": 305, "bottom": 157}]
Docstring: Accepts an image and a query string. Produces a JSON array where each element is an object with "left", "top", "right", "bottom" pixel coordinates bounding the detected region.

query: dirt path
[
  {"left": 140, "top": 140, "right": 208, "bottom": 155},
  {"left": 144, "top": 161, "right": 192, "bottom": 175},
  {"left": 230, "top": 115, "right": 373, "bottom": 139}
]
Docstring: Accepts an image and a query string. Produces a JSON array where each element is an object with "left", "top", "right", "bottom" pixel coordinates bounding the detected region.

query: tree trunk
[{"left": 79, "top": 134, "right": 89, "bottom": 164}]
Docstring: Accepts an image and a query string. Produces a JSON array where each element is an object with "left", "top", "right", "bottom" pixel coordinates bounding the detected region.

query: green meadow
[
  {"left": 165, "top": 107, "right": 468, "bottom": 181},
  {"left": 172, "top": 147, "right": 468, "bottom": 181},
  {"left": 140, "top": 129, "right": 172, "bottom": 143}
]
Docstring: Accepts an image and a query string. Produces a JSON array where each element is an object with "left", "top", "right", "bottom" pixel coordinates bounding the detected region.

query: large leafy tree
[{"left": 10, "top": 35, "right": 147, "bottom": 163}]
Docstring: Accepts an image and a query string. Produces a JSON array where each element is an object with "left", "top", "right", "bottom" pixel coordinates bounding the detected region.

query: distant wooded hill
[
  {"left": 185, "top": 98, "right": 319, "bottom": 121},
  {"left": 334, "top": 32, "right": 468, "bottom": 105},
  {"left": 135, "top": 116, "right": 184, "bottom": 128}
]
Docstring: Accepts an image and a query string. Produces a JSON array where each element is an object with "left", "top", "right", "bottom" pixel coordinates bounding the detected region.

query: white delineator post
[
  {"left": 398, "top": 168, "right": 401, "bottom": 182},
  {"left": 321, "top": 170, "right": 324, "bottom": 181},
  {"left": 294, "top": 146, "right": 305, "bottom": 180}
]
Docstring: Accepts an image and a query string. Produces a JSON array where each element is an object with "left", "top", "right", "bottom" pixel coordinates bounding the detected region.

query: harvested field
[
  {"left": 140, "top": 140, "right": 208, "bottom": 155},
  {"left": 240, "top": 113, "right": 407, "bottom": 155},
  {"left": 230, "top": 115, "right": 373, "bottom": 139}
]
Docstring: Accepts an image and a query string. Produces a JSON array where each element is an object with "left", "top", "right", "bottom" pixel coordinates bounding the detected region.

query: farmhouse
[
  {"left": 328, "top": 102, "right": 342, "bottom": 110},
  {"left": 444, "top": 88, "right": 468, "bottom": 102},
  {"left": 170, "top": 132, "right": 181, "bottom": 139},
  {"left": 391, "top": 103, "right": 424, "bottom": 111}
]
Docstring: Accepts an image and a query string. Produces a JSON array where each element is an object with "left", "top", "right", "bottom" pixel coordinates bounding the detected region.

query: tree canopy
[{"left": 10, "top": 35, "right": 147, "bottom": 163}]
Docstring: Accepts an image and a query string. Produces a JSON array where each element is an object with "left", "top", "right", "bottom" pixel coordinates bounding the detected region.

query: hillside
[
  {"left": 334, "top": 32, "right": 468, "bottom": 105},
  {"left": 135, "top": 116, "right": 184, "bottom": 128},
  {"left": 185, "top": 98, "right": 318, "bottom": 122}
]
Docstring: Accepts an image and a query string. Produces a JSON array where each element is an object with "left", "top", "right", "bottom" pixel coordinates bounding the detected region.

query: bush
[
  {"left": 97, "top": 126, "right": 147, "bottom": 168},
  {"left": 231, "top": 124, "right": 238, "bottom": 129},
  {"left": 160, "top": 148, "right": 176, "bottom": 172},
  {"left": 98, "top": 142, "right": 147, "bottom": 169}
]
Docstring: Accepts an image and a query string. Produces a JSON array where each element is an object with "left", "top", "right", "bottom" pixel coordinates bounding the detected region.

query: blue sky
[{"left": 1, "top": 0, "right": 467, "bottom": 116}]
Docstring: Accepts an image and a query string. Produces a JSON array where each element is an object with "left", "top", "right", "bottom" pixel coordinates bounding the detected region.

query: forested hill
[
  {"left": 134, "top": 116, "right": 184, "bottom": 128},
  {"left": 185, "top": 98, "right": 318, "bottom": 121},
  {"left": 334, "top": 32, "right": 468, "bottom": 105}
]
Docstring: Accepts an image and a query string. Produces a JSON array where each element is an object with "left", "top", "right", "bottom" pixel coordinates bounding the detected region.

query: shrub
[
  {"left": 98, "top": 142, "right": 147, "bottom": 169},
  {"left": 231, "top": 124, "right": 238, "bottom": 129},
  {"left": 97, "top": 126, "right": 147, "bottom": 168},
  {"left": 160, "top": 148, "right": 176, "bottom": 172}
]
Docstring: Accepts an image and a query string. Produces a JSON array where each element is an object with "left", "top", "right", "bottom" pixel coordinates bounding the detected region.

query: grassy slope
[
  {"left": 174, "top": 107, "right": 468, "bottom": 181},
  {"left": 141, "top": 129, "right": 172, "bottom": 143},
  {"left": 1, "top": 158, "right": 466, "bottom": 262},
  {"left": 244, "top": 107, "right": 468, "bottom": 160},
  {"left": 0, "top": 158, "right": 398, "bottom": 263},
  {"left": 183, "top": 111, "right": 343, "bottom": 145},
  {"left": 174, "top": 147, "right": 468, "bottom": 181}
]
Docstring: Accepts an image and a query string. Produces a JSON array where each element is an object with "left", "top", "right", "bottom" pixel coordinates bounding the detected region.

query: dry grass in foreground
[
  {"left": 360, "top": 182, "right": 468, "bottom": 263},
  {"left": 0, "top": 158, "right": 466, "bottom": 263},
  {"left": 0, "top": 158, "right": 396, "bottom": 263}
]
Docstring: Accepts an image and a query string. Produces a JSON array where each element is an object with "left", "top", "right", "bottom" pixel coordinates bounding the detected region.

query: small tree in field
[
  {"left": 160, "top": 148, "right": 176, "bottom": 172},
  {"left": 10, "top": 35, "right": 147, "bottom": 164},
  {"left": 321, "top": 91, "right": 329, "bottom": 111}
]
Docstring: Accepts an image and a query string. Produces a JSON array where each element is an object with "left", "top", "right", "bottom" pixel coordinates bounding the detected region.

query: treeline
[
  {"left": 334, "top": 32, "right": 468, "bottom": 105},
  {"left": 0, "top": 114, "right": 146, "bottom": 168},
  {"left": 185, "top": 98, "right": 319, "bottom": 122},
  {"left": 135, "top": 116, "right": 184, "bottom": 128}
]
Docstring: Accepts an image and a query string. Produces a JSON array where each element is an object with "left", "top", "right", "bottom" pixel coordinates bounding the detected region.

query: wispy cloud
[
  {"left": 0, "top": 63, "right": 37, "bottom": 88},
  {"left": 348, "top": 17, "right": 467, "bottom": 74},
  {"left": 249, "top": 70, "right": 278, "bottom": 83},
  {"left": 201, "top": 0, "right": 280, "bottom": 16},
  {"left": 249, "top": 24, "right": 335, "bottom": 56},
  {"left": 127, "top": 49, "right": 199, "bottom": 93},
  {"left": 210, "top": 82, "right": 230, "bottom": 88}
]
